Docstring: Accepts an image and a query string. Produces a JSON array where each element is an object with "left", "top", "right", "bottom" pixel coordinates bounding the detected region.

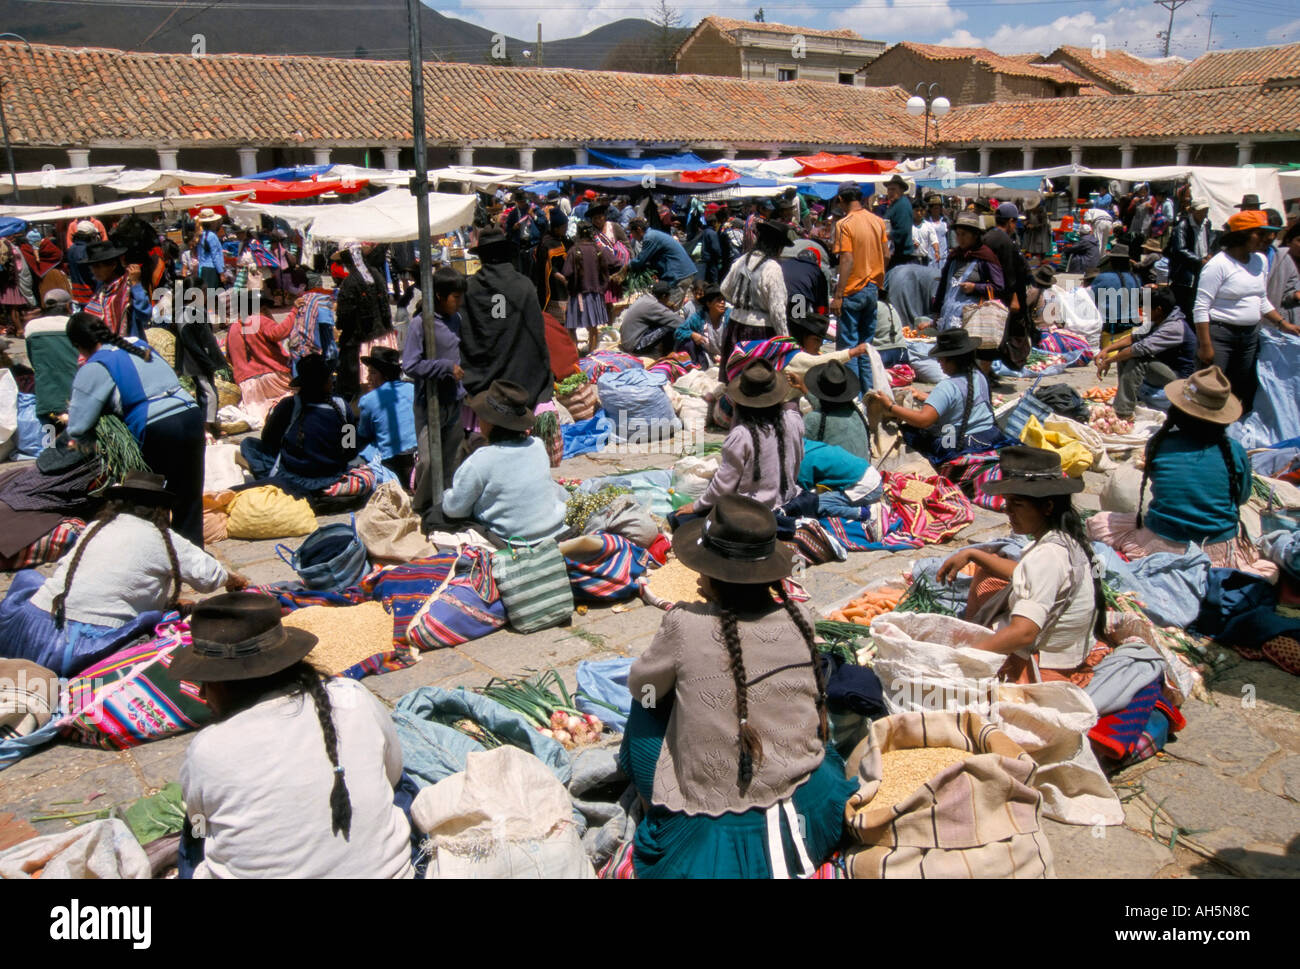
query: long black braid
[
  {"left": 1134, "top": 420, "right": 1171, "bottom": 530},
  {"left": 735, "top": 402, "right": 792, "bottom": 496},
  {"left": 66, "top": 311, "right": 154, "bottom": 362},
  {"left": 1042, "top": 495, "right": 1108, "bottom": 641},
  {"left": 951, "top": 350, "right": 979, "bottom": 445},
  {"left": 718, "top": 607, "right": 763, "bottom": 789},
  {"left": 775, "top": 583, "right": 829, "bottom": 743},
  {"left": 51, "top": 502, "right": 181, "bottom": 630},
  {"left": 1135, "top": 411, "right": 1242, "bottom": 532}
]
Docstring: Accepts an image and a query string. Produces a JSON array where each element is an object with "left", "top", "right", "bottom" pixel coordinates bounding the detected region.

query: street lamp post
[
  {"left": 0, "top": 34, "right": 33, "bottom": 203},
  {"left": 905, "top": 83, "right": 950, "bottom": 170}
]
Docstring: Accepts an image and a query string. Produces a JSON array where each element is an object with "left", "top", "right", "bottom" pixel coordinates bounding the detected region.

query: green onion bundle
[
  {"left": 815, "top": 620, "right": 867, "bottom": 665},
  {"left": 93, "top": 415, "right": 150, "bottom": 489},
  {"left": 894, "top": 576, "right": 956, "bottom": 616},
  {"left": 478, "top": 669, "right": 606, "bottom": 749},
  {"left": 622, "top": 269, "right": 657, "bottom": 296}
]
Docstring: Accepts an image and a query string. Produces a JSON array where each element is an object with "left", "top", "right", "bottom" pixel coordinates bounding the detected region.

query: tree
[
  {"left": 650, "top": 0, "right": 683, "bottom": 73},
  {"left": 754, "top": 8, "right": 765, "bottom": 22}
]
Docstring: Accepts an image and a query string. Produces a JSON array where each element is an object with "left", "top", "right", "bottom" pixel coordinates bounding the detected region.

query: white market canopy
[
  {"left": 226, "top": 188, "right": 476, "bottom": 242},
  {"left": 18, "top": 189, "right": 255, "bottom": 222},
  {"left": 0, "top": 165, "right": 126, "bottom": 195}
]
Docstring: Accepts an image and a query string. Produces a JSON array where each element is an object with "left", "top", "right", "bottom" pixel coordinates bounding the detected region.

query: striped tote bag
[{"left": 491, "top": 538, "right": 575, "bottom": 633}]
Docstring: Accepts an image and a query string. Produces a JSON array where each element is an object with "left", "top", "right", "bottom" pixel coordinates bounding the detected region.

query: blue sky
[{"left": 437, "top": 0, "right": 1300, "bottom": 58}]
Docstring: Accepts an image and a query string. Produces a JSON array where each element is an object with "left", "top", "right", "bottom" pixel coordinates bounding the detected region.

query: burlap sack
[
  {"left": 843, "top": 710, "right": 1055, "bottom": 879},
  {"left": 356, "top": 480, "right": 438, "bottom": 563}
]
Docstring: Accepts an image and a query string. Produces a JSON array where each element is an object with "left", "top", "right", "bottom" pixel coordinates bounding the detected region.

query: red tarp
[
  {"left": 793, "top": 153, "right": 898, "bottom": 176},
  {"left": 178, "top": 178, "right": 368, "bottom": 204},
  {"left": 677, "top": 166, "right": 740, "bottom": 184}
]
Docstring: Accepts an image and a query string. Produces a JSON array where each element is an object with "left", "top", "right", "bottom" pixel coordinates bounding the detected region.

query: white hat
[
  {"left": 74, "top": 220, "right": 98, "bottom": 237},
  {"left": 195, "top": 207, "right": 222, "bottom": 223},
  {"left": 1190, "top": 197, "right": 1210, "bottom": 211}
]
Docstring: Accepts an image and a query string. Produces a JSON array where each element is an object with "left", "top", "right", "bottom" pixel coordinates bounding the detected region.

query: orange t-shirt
[{"left": 833, "top": 208, "right": 889, "bottom": 295}]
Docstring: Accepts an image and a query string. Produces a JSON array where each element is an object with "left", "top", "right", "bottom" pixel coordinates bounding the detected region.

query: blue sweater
[
  {"left": 1144, "top": 432, "right": 1252, "bottom": 544},
  {"left": 358, "top": 381, "right": 417, "bottom": 459},
  {"left": 798, "top": 440, "right": 871, "bottom": 491},
  {"left": 628, "top": 229, "right": 697, "bottom": 283},
  {"left": 441, "top": 436, "right": 568, "bottom": 543}
]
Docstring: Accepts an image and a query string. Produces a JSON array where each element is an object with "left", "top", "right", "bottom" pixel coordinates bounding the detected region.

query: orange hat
[{"left": 1225, "top": 210, "right": 1275, "bottom": 234}]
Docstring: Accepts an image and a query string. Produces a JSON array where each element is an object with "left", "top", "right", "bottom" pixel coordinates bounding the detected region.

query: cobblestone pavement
[{"left": 3, "top": 364, "right": 1297, "bottom": 878}]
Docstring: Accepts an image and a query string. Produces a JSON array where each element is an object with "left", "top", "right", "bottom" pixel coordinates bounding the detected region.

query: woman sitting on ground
[
  {"left": 868, "top": 329, "right": 1015, "bottom": 468},
  {"left": 1086, "top": 366, "right": 1272, "bottom": 577},
  {"left": 671, "top": 360, "right": 804, "bottom": 528},
  {"left": 803, "top": 360, "right": 871, "bottom": 460},
  {"left": 440, "top": 379, "right": 569, "bottom": 545},
  {"left": 623, "top": 496, "right": 855, "bottom": 878},
  {"left": 0, "top": 472, "right": 245, "bottom": 677},
  {"left": 173, "top": 593, "right": 414, "bottom": 879},
  {"left": 238, "top": 354, "right": 361, "bottom": 498},
  {"left": 937, "top": 446, "right": 1107, "bottom": 683}
]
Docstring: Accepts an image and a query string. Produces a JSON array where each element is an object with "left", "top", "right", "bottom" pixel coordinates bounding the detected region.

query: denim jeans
[
  {"left": 837, "top": 283, "right": 878, "bottom": 394},
  {"left": 1210, "top": 322, "right": 1260, "bottom": 414},
  {"left": 817, "top": 483, "right": 884, "bottom": 520}
]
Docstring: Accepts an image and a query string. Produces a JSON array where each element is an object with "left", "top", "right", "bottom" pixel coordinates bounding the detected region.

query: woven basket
[
  {"left": 216, "top": 376, "right": 241, "bottom": 409},
  {"left": 144, "top": 327, "right": 177, "bottom": 369}
]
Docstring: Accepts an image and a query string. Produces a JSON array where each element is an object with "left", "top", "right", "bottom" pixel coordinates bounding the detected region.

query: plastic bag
[
  {"left": 0, "top": 819, "right": 151, "bottom": 879},
  {"left": 15, "top": 392, "right": 43, "bottom": 457},
  {"left": 1020, "top": 415, "right": 1093, "bottom": 478},
  {"left": 596, "top": 369, "right": 679, "bottom": 444},
  {"left": 204, "top": 442, "right": 249, "bottom": 492},
  {"left": 869, "top": 612, "right": 1006, "bottom": 716},
  {"left": 991, "top": 682, "right": 1123, "bottom": 827},
  {"left": 412, "top": 746, "right": 596, "bottom": 879},
  {"left": 575, "top": 657, "right": 633, "bottom": 733},
  {"left": 226, "top": 485, "right": 317, "bottom": 540},
  {"left": 670, "top": 454, "right": 719, "bottom": 502},
  {"left": 1052, "top": 284, "right": 1102, "bottom": 350},
  {"left": 1229, "top": 327, "right": 1300, "bottom": 450}
]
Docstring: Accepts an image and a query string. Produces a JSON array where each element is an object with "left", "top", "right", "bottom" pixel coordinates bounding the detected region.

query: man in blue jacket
[{"left": 624, "top": 217, "right": 696, "bottom": 305}]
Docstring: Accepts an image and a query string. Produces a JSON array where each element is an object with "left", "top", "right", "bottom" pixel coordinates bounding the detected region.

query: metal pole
[
  {"left": 0, "top": 80, "right": 18, "bottom": 202},
  {"left": 406, "top": 0, "right": 443, "bottom": 517}
]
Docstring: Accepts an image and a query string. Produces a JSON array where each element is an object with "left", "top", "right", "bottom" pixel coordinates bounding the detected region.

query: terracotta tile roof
[
  {"left": 701, "top": 16, "right": 862, "bottom": 41},
  {"left": 1162, "top": 42, "right": 1300, "bottom": 91},
  {"left": 941, "top": 86, "right": 1300, "bottom": 145},
  {"left": 1042, "top": 46, "right": 1186, "bottom": 94},
  {"left": 0, "top": 41, "right": 924, "bottom": 150},
  {"left": 886, "top": 42, "right": 1087, "bottom": 86}
]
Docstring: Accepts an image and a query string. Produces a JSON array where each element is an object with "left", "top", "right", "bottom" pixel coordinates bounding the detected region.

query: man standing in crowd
[
  {"left": 882, "top": 174, "right": 914, "bottom": 270},
  {"left": 624, "top": 217, "right": 697, "bottom": 305},
  {"left": 195, "top": 208, "right": 226, "bottom": 293},
  {"left": 981, "top": 202, "right": 1031, "bottom": 369},
  {"left": 926, "top": 194, "right": 949, "bottom": 266},
  {"left": 831, "top": 181, "right": 889, "bottom": 396},
  {"left": 1168, "top": 197, "right": 1213, "bottom": 321}
]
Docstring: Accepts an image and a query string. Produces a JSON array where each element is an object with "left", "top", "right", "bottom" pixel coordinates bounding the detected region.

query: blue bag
[{"left": 276, "top": 515, "right": 368, "bottom": 592}]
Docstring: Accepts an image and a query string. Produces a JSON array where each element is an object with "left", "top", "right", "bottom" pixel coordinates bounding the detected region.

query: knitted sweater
[{"left": 441, "top": 436, "right": 568, "bottom": 543}]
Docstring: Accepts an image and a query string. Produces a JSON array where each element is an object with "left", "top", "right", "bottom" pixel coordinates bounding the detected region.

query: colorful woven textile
[
  {"left": 646, "top": 352, "right": 698, "bottom": 382},
  {"left": 0, "top": 518, "right": 86, "bottom": 571},
  {"left": 1114, "top": 698, "right": 1185, "bottom": 769},
  {"left": 882, "top": 472, "right": 975, "bottom": 544},
  {"left": 566, "top": 533, "right": 651, "bottom": 602},
  {"left": 579, "top": 349, "right": 644, "bottom": 382},
  {"left": 819, "top": 516, "right": 921, "bottom": 553},
  {"left": 724, "top": 336, "right": 801, "bottom": 383},
  {"left": 362, "top": 550, "right": 498, "bottom": 645},
  {"left": 1232, "top": 635, "right": 1300, "bottom": 675},
  {"left": 789, "top": 520, "right": 847, "bottom": 565},
  {"left": 288, "top": 292, "right": 336, "bottom": 362},
  {"left": 340, "top": 649, "right": 419, "bottom": 681},
  {"left": 245, "top": 239, "right": 279, "bottom": 269},
  {"left": 320, "top": 465, "right": 377, "bottom": 499},
  {"left": 888, "top": 364, "right": 915, "bottom": 388},
  {"left": 61, "top": 617, "right": 211, "bottom": 751},
  {"left": 1038, "top": 329, "right": 1095, "bottom": 363},
  {"left": 1088, "top": 676, "right": 1164, "bottom": 761},
  {"left": 939, "top": 450, "right": 1007, "bottom": 511}
]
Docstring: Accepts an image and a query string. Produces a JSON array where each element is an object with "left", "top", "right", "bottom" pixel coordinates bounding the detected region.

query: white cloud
[
  {"left": 939, "top": 4, "right": 1210, "bottom": 58},
  {"left": 832, "top": 0, "right": 967, "bottom": 35},
  {"left": 1266, "top": 17, "right": 1300, "bottom": 43}
]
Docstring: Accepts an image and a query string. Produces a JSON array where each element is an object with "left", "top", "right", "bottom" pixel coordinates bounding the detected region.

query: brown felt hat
[
  {"left": 1164, "top": 365, "right": 1242, "bottom": 426},
  {"left": 725, "top": 359, "right": 790, "bottom": 409},
  {"left": 952, "top": 212, "right": 984, "bottom": 234},
  {"left": 166, "top": 593, "right": 318, "bottom": 683},
  {"left": 804, "top": 359, "right": 860, "bottom": 403},
  {"left": 466, "top": 379, "right": 535, "bottom": 432},
  {"left": 673, "top": 494, "right": 793, "bottom": 585},
  {"left": 103, "top": 471, "right": 175, "bottom": 508},
  {"left": 981, "top": 445, "right": 1084, "bottom": 497}
]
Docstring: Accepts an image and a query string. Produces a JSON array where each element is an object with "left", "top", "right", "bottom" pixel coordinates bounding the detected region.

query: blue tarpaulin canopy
[
  {"left": 0, "top": 216, "right": 29, "bottom": 238},
  {"left": 246, "top": 164, "right": 335, "bottom": 182},
  {"left": 586, "top": 149, "right": 715, "bottom": 170}
]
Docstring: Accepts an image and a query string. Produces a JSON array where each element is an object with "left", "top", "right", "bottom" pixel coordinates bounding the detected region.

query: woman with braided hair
[
  {"left": 172, "top": 593, "right": 414, "bottom": 879},
  {"left": 937, "top": 447, "right": 1108, "bottom": 684},
  {"left": 670, "top": 360, "right": 804, "bottom": 530},
  {"left": 1086, "top": 366, "right": 1273, "bottom": 576},
  {"left": 64, "top": 311, "right": 207, "bottom": 547},
  {"left": 0, "top": 473, "right": 242, "bottom": 677},
  {"left": 623, "top": 496, "right": 855, "bottom": 878}
]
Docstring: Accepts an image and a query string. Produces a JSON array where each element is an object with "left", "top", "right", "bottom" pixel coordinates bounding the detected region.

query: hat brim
[
  {"left": 361, "top": 355, "right": 402, "bottom": 376},
  {"left": 982, "top": 474, "right": 1084, "bottom": 497},
  {"left": 1164, "top": 377, "right": 1243, "bottom": 426},
  {"left": 672, "top": 519, "right": 793, "bottom": 585},
  {"left": 166, "top": 626, "right": 319, "bottom": 683},
  {"left": 465, "top": 389, "right": 535, "bottom": 432},
  {"left": 85, "top": 246, "right": 128, "bottom": 264},
  {"left": 725, "top": 371, "right": 791, "bottom": 409},
  {"left": 803, "top": 367, "right": 861, "bottom": 403},
  {"left": 929, "top": 334, "right": 980, "bottom": 358},
  {"left": 196, "top": 214, "right": 222, "bottom": 223},
  {"left": 102, "top": 483, "right": 176, "bottom": 507}
]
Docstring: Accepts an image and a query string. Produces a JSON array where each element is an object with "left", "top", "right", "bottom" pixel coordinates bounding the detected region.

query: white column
[
  {"left": 766, "top": 148, "right": 781, "bottom": 160},
  {"left": 66, "top": 150, "right": 93, "bottom": 202},
  {"left": 1068, "top": 145, "right": 1084, "bottom": 201},
  {"left": 977, "top": 146, "right": 991, "bottom": 176},
  {"left": 382, "top": 147, "right": 401, "bottom": 170},
  {"left": 312, "top": 148, "right": 331, "bottom": 166},
  {"left": 1175, "top": 142, "right": 1191, "bottom": 167},
  {"left": 517, "top": 147, "right": 535, "bottom": 171},
  {"left": 626, "top": 147, "right": 643, "bottom": 159},
  {"left": 573, "top": 147, "right": 588, "bottom": 166},
  {"left": 456, "top": 146, "right": 474, "bottom": 166},
  {"left": 721, "top": 148, "right": 738, "bottom": 160},
  {"left": 156, "top": 149, "right": 179, "bottom": 170},
  {"left": 1236, "top": 140, "right": 1254, "bottom": 166},
  {"left": 1020, "top": 146, "right": 1035, "bottom": 170},
  {"left": 893, "top": 151, "right": 906, "bottom": 163},
  {"left": 236, "top": 147, "right": 259, "bottom": 176},
  {"left": 1119, "top": 144, "right": 1135, "bottom": 168}
]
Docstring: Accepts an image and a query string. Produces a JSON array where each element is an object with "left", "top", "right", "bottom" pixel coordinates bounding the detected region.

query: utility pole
[
  {"left": 537, "top": 23, "right": 543, "bottom": 68},
  {"left": 1206, "top": 11, "right": 1218, "bottom": 51},
  {"left": 405, "top": 0, "right": 443, "bottom": 518},
  {"left": 1154, "top": 0, "right": 1190, "bottom": 58}
]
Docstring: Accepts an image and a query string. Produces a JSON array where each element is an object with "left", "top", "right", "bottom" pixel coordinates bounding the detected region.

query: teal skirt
[{"left": 619, "top": 699, "right": 855, "bottom": 879}]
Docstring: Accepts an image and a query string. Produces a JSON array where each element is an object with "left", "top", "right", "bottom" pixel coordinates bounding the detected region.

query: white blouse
[{"left": 1005, "top": 534, "right": 1098, "bottom": 669}]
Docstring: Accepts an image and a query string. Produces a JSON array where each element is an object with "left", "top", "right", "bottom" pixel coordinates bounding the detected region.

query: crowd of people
[{"left": 2, "top": 167, "right": 1300, "bottom": 881}]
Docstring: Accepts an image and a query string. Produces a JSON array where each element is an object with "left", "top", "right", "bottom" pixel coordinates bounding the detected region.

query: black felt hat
[
  {"left": 167, "top": 593, "right": 318, "bottom": 683},
  {"left": 804, "top": 359, "right": 861, "bottom": 404},
  {"left": 673, "top": 494, "right": 793, "bottom": 585},
  {"left": 360, "top": 345, "right": 403, "bottom": 379},
  {"left": 83, "top": 240, "right": 127, "bottom": 264},
  {"left": 725, "top": 359, "right": 790, "bottom": 408},
  {"left": 103, "top": 471, "right": 175, "bottom": 507},
  {"left": 982, "top": 445, "right": 1084, "bottom": 497},
  {"left": 928, "top": 328, "right": 979, "bottom": 358}
]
